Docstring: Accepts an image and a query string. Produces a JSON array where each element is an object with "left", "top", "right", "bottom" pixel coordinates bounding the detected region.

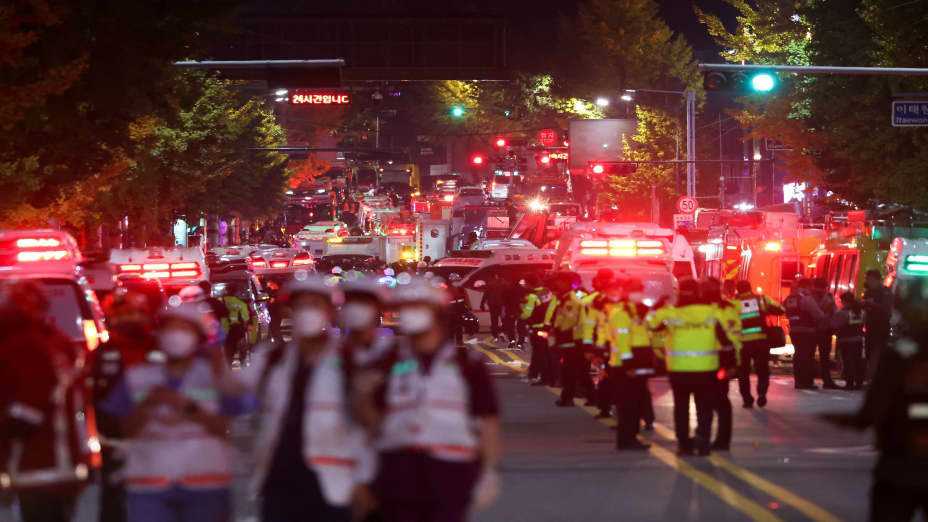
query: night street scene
[{"left": 4, "top": 1, "right": 928, "bottom": 521}]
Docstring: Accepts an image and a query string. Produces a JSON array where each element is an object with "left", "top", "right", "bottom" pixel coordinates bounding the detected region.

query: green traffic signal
[
  {"left": 750, "top": 72, "right": 777, "bottom": 93},
  {"left": 450, "top": 105, "right": 465, "bottom": 118}
]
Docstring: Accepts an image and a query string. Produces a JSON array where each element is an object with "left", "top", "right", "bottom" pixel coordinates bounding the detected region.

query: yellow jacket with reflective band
[
  {"left": 222, "top": 295, "right": 251, "bottom": 333},
  {"left": 603, "top": 302, "right": 633, "bottom": 367},
  {"left": 553, "top": 292, "right": 582, "bottom": 333},
  {"left": 715, "top": 301, "right": 743, "bottom": 365},
  {"left": 625, "top": 302, "right": 653, "bottom": 349},
  {"left": 543, "top": 295, "right": 559, "bottom": 327},
  {"left": 647, "top": 304, "right": 722, "bottom": 372},
  {"left": 576, "top": 292, "right": 602, "bottom": 344},
  {"left": 520, "top": 292, "right": 541, "bottom": 321}
]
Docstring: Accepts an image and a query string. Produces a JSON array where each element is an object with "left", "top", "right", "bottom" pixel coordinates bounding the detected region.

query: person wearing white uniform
[
  {"left": 244, "top": 276, "right": 375, "bottom": 522},
  {"left": 99, "top": 302, "right": 247, "bottom": 522},
  {"left": 356, "top": 278, "right": 502, "bottom": 522},
  {"left": 339, "top": 277, "right": 394, "bottom": 368}
]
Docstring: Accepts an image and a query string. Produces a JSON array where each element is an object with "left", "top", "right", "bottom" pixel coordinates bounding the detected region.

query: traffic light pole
[{"left": 685, "top": 90, "right": 696, "bottom": 198}]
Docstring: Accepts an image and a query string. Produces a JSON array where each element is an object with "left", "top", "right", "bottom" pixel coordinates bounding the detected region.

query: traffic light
[
  {"left": 494, "top": 137, "right": 507, "bottom": 148},
  {"left": 703, "top": 70, "right": 779, "bottom": 94},
  {"left": 471, "top": 153, "right": 485, "bottom": 166},
  {"left": 450, "top": 105, "right": 466, "bottom": 118}
]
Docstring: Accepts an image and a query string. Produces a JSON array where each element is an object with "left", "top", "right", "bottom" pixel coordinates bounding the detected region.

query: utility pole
[{"left": 685, "top": 90, "right": 696, "bottom": 197}]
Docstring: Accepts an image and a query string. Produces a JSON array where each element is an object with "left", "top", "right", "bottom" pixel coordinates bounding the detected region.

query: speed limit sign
[{"left": 676, "top": 196, "right": 698, "bottom": 214}]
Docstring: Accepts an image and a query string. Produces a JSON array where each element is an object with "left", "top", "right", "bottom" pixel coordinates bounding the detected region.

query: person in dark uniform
[
  {"left": 356, "top": 278, "right": 502, "bottom": 522},
  {"left": 823, "top": 279, "right": 928, "bottom": 520},
  {"left": 480, "top": 272, "right": 508, "bottom": 343},
  {"left": 831, "top": 292, "right": 866, "bottom": 390},
  {"left": 812, "top": 278, "right": 839, "bottom": 389},
  {"left": 446, "top": 273, "right": 468, "bottom": 346},
  {"left": 734, "top": 280, "right": 784, "bottom": 408},
  {"left": 862, "top": 269, "right": 893, "bottom": 381},
  {"left": 784, "top": 278, "right": 824, "bottom": 389},
  {"left": 92, "top": 292, "right": 156, "bottom": 522}
]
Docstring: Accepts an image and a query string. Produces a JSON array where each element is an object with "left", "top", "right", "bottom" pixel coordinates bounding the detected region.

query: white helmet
[
  {"left": 390, "top": 277, "right": 449, "bottom": 308},
  {"left": 284, "top": 275, "right": 343, "bottom": 305},
  {"left": 178, "top": 285, "right": 206, "bottom": 303},
  {"left": 159, "top": 301, "right": 209, "bottom": 338}
]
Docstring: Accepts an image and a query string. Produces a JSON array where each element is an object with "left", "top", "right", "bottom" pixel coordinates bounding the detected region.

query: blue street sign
[{"left": 892, "top": 100, "right": 928, "bottom": 127}]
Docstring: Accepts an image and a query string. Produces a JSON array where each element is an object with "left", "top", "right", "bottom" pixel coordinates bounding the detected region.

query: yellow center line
[
  {"left": 650, "top": 421, "right": 842, "bottom": 522},
  {"left": 472, "top": 345, "right": 526, "bottom": 373},
  {"left": 485, "top": 354, "right": 784, "bottom": 521}
]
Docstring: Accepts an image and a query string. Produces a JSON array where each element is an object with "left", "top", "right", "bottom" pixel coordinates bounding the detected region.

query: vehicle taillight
[
  {"left": 270, "top": 261, "right": 288, "bottom": 269},
  {"left": 250, "top": 257, "right": 268, "bottom": 269},
  {"left": 118, "top": 264, "right": 142, "bottom": 273},
  {"left": 338, "top": 229, "right": 349, "bottom": 237},
  {"left": 83, "top": 320, "right": 100, "bottom": 351},
  {"left": 293, "top": 254, "right": 313, "bottom": 266}
]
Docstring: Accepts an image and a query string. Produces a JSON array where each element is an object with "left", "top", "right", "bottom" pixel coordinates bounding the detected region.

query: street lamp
[
  {"left": 595, "top": 97, "right": 610, "bottom": 107},
  {"left": 620, "top": 94, "right": 633, "bottom": 102},
  {"left": 274, "top": 88, "right": 289, "bottom": 96}
]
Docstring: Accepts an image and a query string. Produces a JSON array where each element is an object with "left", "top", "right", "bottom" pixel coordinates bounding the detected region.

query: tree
[{"left": 699, "top": 0, "right": 928, "bottom": 207}]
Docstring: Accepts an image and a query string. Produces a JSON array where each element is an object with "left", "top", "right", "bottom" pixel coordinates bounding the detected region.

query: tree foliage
[{"left": 699, "top": 0, "right": 928, "bottom": 207}]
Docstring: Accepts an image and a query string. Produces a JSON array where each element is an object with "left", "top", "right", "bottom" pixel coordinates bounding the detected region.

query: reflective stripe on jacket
[{"left": 647, "top": 304, "right": 722, "bottom": 372}]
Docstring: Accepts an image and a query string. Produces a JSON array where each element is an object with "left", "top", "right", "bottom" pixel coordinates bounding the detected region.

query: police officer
[
  {"left": 578, "top": 270, "right": 613, "bottom": 407},
  {"left": 521, "top": 275, "right": 557, "bottom": 386},
  {"left": 446, "top": 272, "right": 469, "bottom": 346},
  {"left": 623, "top": 279, "right": 657, "bottom": 431},
  {"left": 734, "top": 280, "right": 784, "bottom": 408},
  {"left": 553, "top": 272, "right": 584, "bottom": 406},
  {"left": 812, "top": 278, "right": 839, "bottom": 389},
  {"left": 601, "top": 279, "right": 652, "bottom": 451},
  {"left": 862, "top": 268, "right": 893, "bottom": 380},
  {"left": 219, "top": 282, "right": 252, "bottom": 366},
  {"left": 831, "top": 292, "right": 866, "bottom": 390},
  {"left": 480, "top": 272, "right": 508, "bottom": 343},
  {"left": 93, "top": 291, "right": 156, "bottom": 522},
  {"left": 700, "top": 278, "right": 741, "bottom": 452},
  {"left": 245, "top": 277, "right": 375, "bottom": 522},
  {"left": 99, "top": 302, "right": 248, "bottom": 522},
  {"left": 648, "top": 278, "right": 728, "bottom": 456},
  {"left": 784, "top": 278, "right": 825, "bottom": 389},
  {"left": 822, "top": 279, "right": 928, "bottom": 520},
  {"left": 357, "top": 278, "right": 502, "bottom": 522}
]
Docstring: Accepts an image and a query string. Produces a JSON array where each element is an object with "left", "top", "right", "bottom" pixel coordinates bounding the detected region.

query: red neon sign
[{"left": 290, "top": 91, "right": 351, "bottom": 105}]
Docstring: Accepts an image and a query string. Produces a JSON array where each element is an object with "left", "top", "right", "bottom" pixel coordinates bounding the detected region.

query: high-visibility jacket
[
  {"left": 647, "top": 304, "right": 723, "bottom": 372},
  {"left": 222, "top": 295, "right": 250, "bottom": 332},
  {"left": 715, "top": 301, "right": 743, "bottom": 367},
  {"left": 245, "top": 339, "right": 374, "bottom": 504},
  {"left": 123, "top": 359, "right": 234, "bottom": 492},
  {"left": 378, "top": 343, "right": 479, "bottom": 462},
  {"left": 576, "top": 292, "right": 603, "bottom": 345},
  {"left": 604, "top": 302, "right": 657, "bottom": 373},
  {"left": 735, "top": 292, "right": 782, "bottom": 343},
  {"left": 521, "top": 287, "right": 555, "bottom": 328},
  {"left": 604, "top": 302, "right": 633, "bottom": 368}
]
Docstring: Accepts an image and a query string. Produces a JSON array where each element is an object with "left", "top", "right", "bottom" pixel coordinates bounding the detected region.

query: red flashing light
[
  {"left": 170, "top": 270, "right": 200, "bottom": 278},
  {"left": 170, "top": 262, "right": 198, "bottom": 270},
  {"left": 495, "top": 137, "right": 507, "bottom": 148},
  {"left": 540, "top": 155, "right": 551, "bottom": 165},
  {"left": 592, "top": 164, "right": 605, "bottom": 175},
  {"left": 118, "top": 264, "right": 142, "bottom": 273},
  {"left": 471, "top": 154, "right": 485, "bottom": 166},
  {"left": 16, "top": 238, "right": 61, "bottom": 248},
  {"left": 17, "top": 250, "right": 70, "bottom": 262}
]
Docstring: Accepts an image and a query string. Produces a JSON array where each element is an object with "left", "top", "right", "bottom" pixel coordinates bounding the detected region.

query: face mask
[
  {"left": 158, "top": 329, "right": 199, "bottom": 359},
  {"left": 292, "top": 308, "right": 330, "bottom": 338},
  {"left": 398, "top": 307, "right": 434, "bottom": 335},
  {"left": 341, "top": 302, "right": 378, "bottom": 330}
]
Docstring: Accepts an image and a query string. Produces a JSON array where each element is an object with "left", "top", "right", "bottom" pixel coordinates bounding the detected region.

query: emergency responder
[
  {"left": 245, "top": 277, "right": 375, "bottom": 522},
  {"left": 521, "top": 275, "right": 557, "bottom": 386},
  {"left": 601, "top": 279, "right": 651, "bottom": 451},
  {"left": 648, "top": 278, "right": 729, "bottom": 456},
  {"left": 578, "top": 270, "right": 613, "bottom": 410},
  {"left": 93, "top": 291, "right": 156, "bottom": 522},
  {"left": 784, "top": 278, "right": 825, "bottom": 389},
  {"left": 831, "top": 292, "right": 866, "bottom": 390},
  {"left": 553, "top": 272, "right": 584, "bottom": 406},
  {"left": 447, "top": 272, "right": 469, "bottom": 346},
  {"left": 862, "top": 268, "right": 893, "bottom": 380},
  {"left": 219, "top": 282, "right": 251, "bottom": 365},
  {"left": 812, "top": 278, "right": 839, "bottom": 389},
  {"left": 0, "top": 281, "right": 92, "bottom": 522},
  {"left": 700, "top": 278, "right": 741, "bottom": 452},
  {"left": 98, "top": 302, "right": 248, "bottom": 522},
  {"left": 503, "top": 277, "right": 529, "bottom": 349},
  {"left": 480, "top": 272, "right": 508, "bottom": 344},
  {"left": 822, "top": 278, "right": 928, "bottom": 520},
  {"left": 356, "top": 278, "right": 502, "bottom": 522},
  {"left": 340, "top": 277, "right": 393, "bottom": 367},
  {"left": 624, "top": 279, "right": 657, "bottom": 431},
  {"left": 734, "top": 280, "right": 784, "bottom": 408}
]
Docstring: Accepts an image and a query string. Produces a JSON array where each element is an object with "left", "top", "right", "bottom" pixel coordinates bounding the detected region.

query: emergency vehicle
[
  {"left": 324, "top": 235, "right": 416, "bottom": 264},
  {"left": 109, "top": 246, "right": 209, "bottom": 294},
  {"left": 884, "top": 237, "right": 928, "bottom": 291},
  {"left": 0, "top": 229, "right": 108, "bottom": 352},
  {"left": 0, "top": 229, "right": 106, "bottom": 470},
  {"left": 431, "top": 248, "right": 556, "bottom": 310},
  {"left": 294, "top": 221, "right": 349, "bottom": 241},
  {"left": 554, "top": 222, "right": 695, "bottom": 305}
]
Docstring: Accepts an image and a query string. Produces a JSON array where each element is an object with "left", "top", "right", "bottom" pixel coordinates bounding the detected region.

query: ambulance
[
  {"left": 554, "top": 222, "right": 695, "bottom": 305},
  {"left": 109, "top": 246, "right": 209, "bottom": 295},
  {"left": 0, "top": 229, "right": 108, "bottom": 353},
  {"left": 431, "top": 248, "right": 556, "bottom": 310}
]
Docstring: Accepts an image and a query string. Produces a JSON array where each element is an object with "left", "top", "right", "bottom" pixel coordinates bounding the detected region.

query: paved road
[
  {"left": 471, "top": 338, "right": 873, "bottom": 522},
  {"left": 4, "top": 336, "right": 874, "bottom": 522}
]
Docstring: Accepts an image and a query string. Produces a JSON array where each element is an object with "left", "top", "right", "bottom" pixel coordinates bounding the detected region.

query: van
[{"left": 431, "top": 248, "right": 555, "bottom": 310}]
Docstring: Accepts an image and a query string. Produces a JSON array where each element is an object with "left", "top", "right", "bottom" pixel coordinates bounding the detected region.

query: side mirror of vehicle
[{"left": 473, "top": 280, "right": 486, "bottom": 289}]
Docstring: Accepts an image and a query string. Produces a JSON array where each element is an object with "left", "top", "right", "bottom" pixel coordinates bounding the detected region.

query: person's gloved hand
[{"left": 472, "top": 468, "right": 501, "bottom": 511}]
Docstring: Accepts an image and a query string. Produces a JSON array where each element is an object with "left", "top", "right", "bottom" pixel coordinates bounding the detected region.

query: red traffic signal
[
  {"left": 589, "top": 162, "right": 636, "bottom": 176},
  {"left": 540, "top": 155, "right": 551, "bottom": 165},
  {"left": 591, "top": 164, "right": 605, "bottom": 174},
  {"left": 494, "top": 137, "right": 507, "bottom": 148},
  {"left": 471, "top": 154, "right": 485, "bottom": 166}
]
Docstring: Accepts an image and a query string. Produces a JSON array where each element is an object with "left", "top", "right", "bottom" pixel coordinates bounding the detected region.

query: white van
[{"left": 431, "top": 248, "right": 556, "bottom": 310}]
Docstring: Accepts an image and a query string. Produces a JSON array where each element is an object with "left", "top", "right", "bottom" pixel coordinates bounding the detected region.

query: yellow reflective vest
[
  {"left": 604, "top": 302, "right": 634, "bottom": 367},
  {"left": 576, "top": 292, "right": 603, "bottom": 345},
  {"left": 715, "top": 300, "right": 743, "bottom": 366},
  {"left": 647, "top": 304, "right": 722, "bottom": 372}
]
